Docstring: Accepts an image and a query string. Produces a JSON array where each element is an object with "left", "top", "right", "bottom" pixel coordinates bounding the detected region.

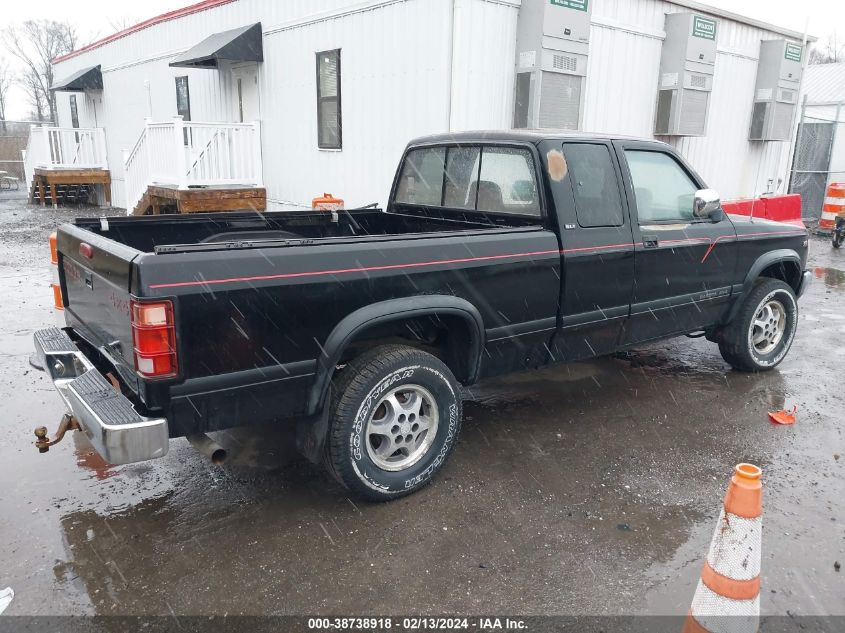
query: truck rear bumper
[{"left": 33, "top": 327, "right": 169, "bottom": 465}]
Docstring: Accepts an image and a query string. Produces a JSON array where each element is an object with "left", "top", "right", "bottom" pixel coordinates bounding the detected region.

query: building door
[{"left": 232, "top": 65, "right": 260, "bottom": 122}]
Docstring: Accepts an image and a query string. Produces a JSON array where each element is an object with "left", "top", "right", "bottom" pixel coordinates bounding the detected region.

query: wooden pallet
[
  {"left": 30, "top": 169, "right": 112, "bottom": 208},
  {"left": 131, "top": 185, "right": 267, "bottom": 216}
]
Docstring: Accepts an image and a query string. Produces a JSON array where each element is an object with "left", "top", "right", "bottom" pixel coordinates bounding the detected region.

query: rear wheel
[
  {"left": 718, "top": 279, "right": 798, "bottom": 372},
  {"left": 833, "top": 229, "right": 844, "bottom": 249},
  {"left": 324, "top": 345, "right": 462, "bottom": 501}
]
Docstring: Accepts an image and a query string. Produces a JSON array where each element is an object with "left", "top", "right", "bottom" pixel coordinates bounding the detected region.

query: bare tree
[
  {"left": 0, "top": 58, "right": 12, "bottom": 131},
  {"left": 20, "top": 67, "right": 47, "bottom": 121},
  {"left": 108, "top": 17, "right": 139, "bottom": 33},
  {"left": 2, "top": 20, "right": 78, "bottom": 123},
  {"left": 809, "top": 32, "right": 845, "bottom": 65}
]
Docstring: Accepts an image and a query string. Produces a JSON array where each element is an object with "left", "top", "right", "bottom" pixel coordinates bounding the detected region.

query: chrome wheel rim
[
  {"left": 750, "top": 298, "right": 786, "bottom": 355},
  {"left": 365, "top": 384, "right": 439, "bottom": 472}
]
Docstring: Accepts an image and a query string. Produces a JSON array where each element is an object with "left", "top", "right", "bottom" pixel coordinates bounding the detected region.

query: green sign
[
  {"left": 551, "top": 0, "right": 589, "bottom": 11},
  {"left": 785, "top": 42, "right": 802, "bottom": 62},
  {"left": 692, "top": 15, "right": 717, "bottom": 40}
]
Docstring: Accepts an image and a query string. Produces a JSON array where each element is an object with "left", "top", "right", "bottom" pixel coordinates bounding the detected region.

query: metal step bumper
[{"left": 33, "top": 327, "right": 169, "bottom": 465}]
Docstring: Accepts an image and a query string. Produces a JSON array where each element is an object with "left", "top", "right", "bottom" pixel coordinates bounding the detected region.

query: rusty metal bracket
[{"left": 34, "top": 414, "right": 81, "bottom": 453}]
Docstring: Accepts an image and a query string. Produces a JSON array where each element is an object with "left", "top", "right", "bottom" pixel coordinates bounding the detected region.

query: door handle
[{"left": 642, "top": 236, "right": 659, "bottom": 249}]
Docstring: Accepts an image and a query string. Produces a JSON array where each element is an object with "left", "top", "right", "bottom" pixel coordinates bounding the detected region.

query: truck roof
[{"left": 408, "top": 130, "right": 669, "bottom": 148}]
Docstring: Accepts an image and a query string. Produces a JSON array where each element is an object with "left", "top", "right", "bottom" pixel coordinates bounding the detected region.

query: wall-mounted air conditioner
[
  {"left": 654, "top": 13, "right": 717, "bottom": 137},
  {"left": 749, "top": 40, "right": 803, "bottom": 141},
  {"left": 513, "top": 0, "right": 592, "bottom": 131}
]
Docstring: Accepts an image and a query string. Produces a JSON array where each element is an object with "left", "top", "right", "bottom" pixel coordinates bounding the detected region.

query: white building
[{"left": 37, "top": 0, "right": 812, "bottom": 213}]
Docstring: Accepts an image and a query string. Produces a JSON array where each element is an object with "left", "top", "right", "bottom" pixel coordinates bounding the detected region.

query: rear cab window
[{"left": 393, "top": 144, "right": 542, "bottom": 220}]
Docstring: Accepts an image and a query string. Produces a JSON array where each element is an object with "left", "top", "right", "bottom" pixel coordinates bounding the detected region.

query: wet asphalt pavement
[{"left": 0, "top": 190, "right": 842, "bottom": 618}]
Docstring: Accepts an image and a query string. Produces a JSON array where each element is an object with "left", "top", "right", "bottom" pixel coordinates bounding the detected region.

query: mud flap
[{"left": 296, "top": 407, "right": 331, "bottom": 465}]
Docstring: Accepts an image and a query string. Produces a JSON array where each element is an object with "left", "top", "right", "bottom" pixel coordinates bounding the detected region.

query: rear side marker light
[
  {"left": 79, "top": 243, "right": 94, "bottom": 259},
  {"left": 130, "top": 299, "right": 178, "bottom": 378},
  {"left": 49, "top": 232, "right": 58, "bottom": 265},
  {"left": 48, "top": 232, "right": 64, "bottom": 314},
  {"left": 52, "top": 284, "right": 64, "bottom": 310}
]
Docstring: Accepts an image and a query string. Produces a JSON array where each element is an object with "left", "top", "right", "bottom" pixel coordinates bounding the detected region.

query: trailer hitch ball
[
  {"left": 34, "top": 426, "right": 51, "bottom": 453},
  {"left": 34, "top": 414, "right": 80, "bottom": 453},
  {"left": 53, "top": 359, "right": 66, "bottom": 376}
]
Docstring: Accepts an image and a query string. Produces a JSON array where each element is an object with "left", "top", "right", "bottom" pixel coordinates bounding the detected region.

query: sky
[{"left": 1, "top": 0, "right": 844, "bottom": 119}]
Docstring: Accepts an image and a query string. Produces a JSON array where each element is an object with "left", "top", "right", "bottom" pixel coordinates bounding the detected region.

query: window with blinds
[{"left": 317, "top": 49, "right": 342, "bottom": 149}]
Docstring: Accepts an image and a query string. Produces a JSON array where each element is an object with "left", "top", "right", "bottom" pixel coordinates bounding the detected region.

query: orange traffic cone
[{"left": 683, "top": 463, "right": 762, "bottom": 633}]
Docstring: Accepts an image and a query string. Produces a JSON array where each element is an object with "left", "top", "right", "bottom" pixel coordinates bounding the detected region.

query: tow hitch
[{"left": 34, "top": 413, "right": 81, "bottom": 453}]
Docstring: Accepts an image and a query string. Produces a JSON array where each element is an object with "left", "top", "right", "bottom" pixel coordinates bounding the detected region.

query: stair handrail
[
  {"left": 123, "top": 122, "right": 153, "bottom": 212},
  {"left": 188, "top": 128, "right": 224, "bottom": 175}
]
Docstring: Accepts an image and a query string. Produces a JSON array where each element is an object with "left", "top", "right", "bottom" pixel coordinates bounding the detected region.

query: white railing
[
  {"left": 123, "top": 117, "right": 263, "bottom": 212},
  {"left": 22, "top": 125, "right": 108, "bottom": 190}
]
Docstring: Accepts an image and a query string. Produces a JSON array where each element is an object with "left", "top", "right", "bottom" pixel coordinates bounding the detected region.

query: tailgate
[{"left": 57, "top": 224, "right": 143, "bottom": 393}]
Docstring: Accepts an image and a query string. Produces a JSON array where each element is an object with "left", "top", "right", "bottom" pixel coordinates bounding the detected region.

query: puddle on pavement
[{"left": 813, "top": 266, "right": 845, "bottom": 289}]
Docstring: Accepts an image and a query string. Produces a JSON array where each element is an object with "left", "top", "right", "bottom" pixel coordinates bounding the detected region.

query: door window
[
  {"left": 69, "top": 95, "right": 80, "bottom": 128},
  {"left": 175, "top": 76, "right": 191, "bottom": 145},
  {"left": 625, "top": 150, "right": 698, "bottom": 223},
  {"left": 564, "top": 144, "right": 624, "bottom": 227}
]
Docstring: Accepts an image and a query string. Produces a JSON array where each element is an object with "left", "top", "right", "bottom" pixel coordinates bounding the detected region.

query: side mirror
[{"left": 694, "top": 189, "right": 722, "bottom": 220}]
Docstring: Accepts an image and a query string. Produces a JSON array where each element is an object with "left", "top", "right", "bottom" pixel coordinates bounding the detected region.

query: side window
[
  {"left": 563, "top": 143, "right": 624, "bottom": 227},
  {"left": 317, "top": 49, "right": 342, "bottom": 149},
  {"left": 394, "top": 147, "right": 446, "bottom": 206},
  {"left": 477, "top": 147, "right": 540, "bottom": 215},
  {"left": 625, "top": 150, "right": 698, "bottom": 223}
]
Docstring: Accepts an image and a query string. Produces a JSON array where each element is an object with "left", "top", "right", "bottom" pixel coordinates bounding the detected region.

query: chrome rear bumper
[{"left": 33, "top": 327, "right": 169, "bottom": 465}]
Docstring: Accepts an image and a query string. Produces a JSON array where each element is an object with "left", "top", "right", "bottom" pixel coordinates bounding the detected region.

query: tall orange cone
[{"left": 683, "top": 463, "right": 762, "bottom": 633}]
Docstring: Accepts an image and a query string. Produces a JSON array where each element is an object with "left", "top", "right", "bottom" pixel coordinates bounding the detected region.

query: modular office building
[{"left": 41, "top": 0, "right": 811, "bottom": 212}]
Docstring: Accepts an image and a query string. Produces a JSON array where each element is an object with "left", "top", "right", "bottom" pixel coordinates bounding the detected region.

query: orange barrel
[
  {"left": 820, "top": 183, "right": 845, "bottom": 232},
  {"left": 312, "top": 193, "right": 344, "bottom": 211}
]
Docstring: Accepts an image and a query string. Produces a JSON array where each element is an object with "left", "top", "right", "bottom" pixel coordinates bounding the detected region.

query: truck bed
[
  {"left": 57, "top": 206, "right": 559, "bottom": 435},
  {"left": 72, "top": 207, "right": 538, "bottom": 254}
]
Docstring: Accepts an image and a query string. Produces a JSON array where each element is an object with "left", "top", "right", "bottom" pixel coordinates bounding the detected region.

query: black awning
[
  {"left": 50, "top": 65, "right": 103, "bottom": 91},
  {"left": 169, "top": 22, "right": 263, "bottom": 69}
]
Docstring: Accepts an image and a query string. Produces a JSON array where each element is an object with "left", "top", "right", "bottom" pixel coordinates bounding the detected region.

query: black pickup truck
[{"left": 34, "top": 131, "right": 811, "bottom": 500}]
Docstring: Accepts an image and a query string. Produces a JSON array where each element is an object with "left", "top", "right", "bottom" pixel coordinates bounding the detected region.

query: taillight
[{"left": 130, "top": 299, "right": 178, "bottom": 378}]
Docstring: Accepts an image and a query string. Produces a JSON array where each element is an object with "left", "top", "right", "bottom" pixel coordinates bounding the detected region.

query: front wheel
[
  {"left": 833, "top": 226, "right": 844, "bottom": 248},
  {"left": 718, "top": 279, "right": 798, "bottom": 372},
  {"left": 325, "top": 345, "right": 463, "bottom": 501}
]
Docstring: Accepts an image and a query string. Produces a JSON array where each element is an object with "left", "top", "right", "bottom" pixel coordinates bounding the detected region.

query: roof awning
[
  {"left": 169, "top": 22, "right": 263, "bottom": 69},
  {"left": 50, "top": 65, "right": 103, "bottom": 91}
]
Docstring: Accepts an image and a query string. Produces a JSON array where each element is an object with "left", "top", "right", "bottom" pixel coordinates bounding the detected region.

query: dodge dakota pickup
[{"left": 33, "top": 131, "right": 811, "bottom": 500}]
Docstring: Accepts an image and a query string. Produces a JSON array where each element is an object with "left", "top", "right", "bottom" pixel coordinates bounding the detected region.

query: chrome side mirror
[{"left": 694, "top": 189, "right": 722, "bottom": 220}]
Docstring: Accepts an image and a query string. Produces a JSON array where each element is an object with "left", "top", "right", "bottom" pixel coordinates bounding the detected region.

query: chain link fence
[{"left": 789, "top": 102, "right": 845, "bottom": 226}]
